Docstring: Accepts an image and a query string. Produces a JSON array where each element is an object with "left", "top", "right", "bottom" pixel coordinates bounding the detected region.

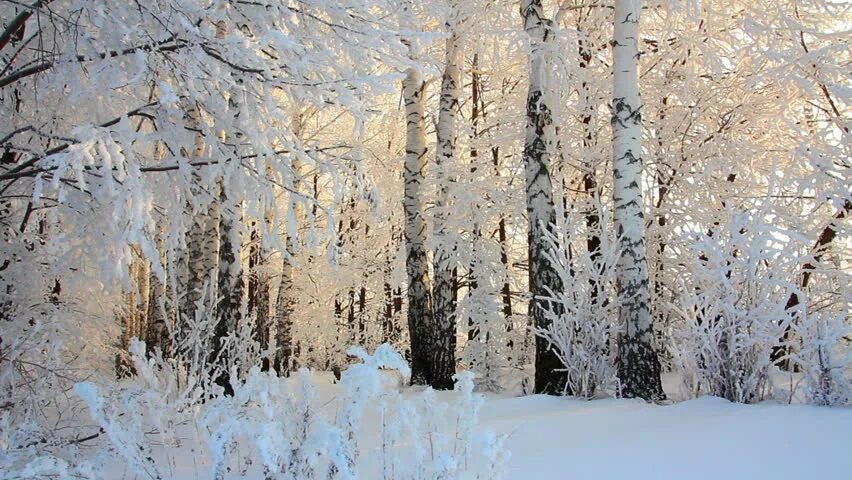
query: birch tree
[
  {"left": 521, "top": 0, "right": 566, "bottom": 395},
  {"left": 146, "top": 228, "right": 170, "bottom": 357},
  {"left": 430, "top": 1, "right": 464, "bottom": 390},
  {"left": 176, "top": 102, "right": 221, "bottom": 370},
  {"left": 116, "top": 256, "right": 139, "bottom": 376},
  {"left": 212, "top": 179, "right": 244, "bottom": 394},
  {"left": 611, "top": 0, "right": 664, "bottom": 401},
  {"left": 402, "top": 52, "right": 434, "bottom": 386},
  {"left": 273, "top": 112, "right": 308, "bottom": 377},
  {"left": 248, "top": 219, "right": 272, "bottom": 370}
]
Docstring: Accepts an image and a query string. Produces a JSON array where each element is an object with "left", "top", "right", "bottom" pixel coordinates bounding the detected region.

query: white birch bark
[
  {"left": 212, "top": 179, "right": 243, "bottom": 393},
  {"left": 184, "top": 200, "right": 220, "bottom": 341},
  {"left": 177, "top": 102, "right": 220, "bottom": 367},
  {"left": 402, "top": 60, "right": 434, "bottom": 386},
  {"left": 430, "top": 6, "right": 462, "bottom": 390},
  {"left": 206, "top": 19, "right": 243, "bottom": 391},
  {"left": 611, "top": 0, "right": 664, "bottom": 401},
  {"left": 521, "top": 0, "right": 566, "bottom": 395}
]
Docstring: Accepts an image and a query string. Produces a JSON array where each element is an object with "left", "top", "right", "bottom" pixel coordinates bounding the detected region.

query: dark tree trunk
[
  {"left": 248, "top": 223, "right": 271, "bottom": 370},
  {"left": 578, "top": 25, "right": 601, "bottom": 301},
  {"left": 358, "top": 285, "right": 367, "bottom": 345},
  {"left": 383, "top": 277, "right": 394, "bottom": 343},
  {"left": 771, "top": 199, "right": 851, "bottom": 368},
  {"left": 381, "top": 230, "right": 399, "bottom": 345},
  {"left": 211, "top": 182, "right": 243, "bottom": 395},
  {"left": 467, "top": 52, "right": 483, "bottom": 343},
  {"left": 492, "top": 143, "right": 515, "bottom": 358}
]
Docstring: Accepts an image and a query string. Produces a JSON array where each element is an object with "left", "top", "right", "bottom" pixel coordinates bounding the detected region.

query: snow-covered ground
[
  {"left": 95, "top": 374, "right": 851, "bottom": 480},
  {"left": 481, "top": 394, "right": 852, "bottom": 479}
]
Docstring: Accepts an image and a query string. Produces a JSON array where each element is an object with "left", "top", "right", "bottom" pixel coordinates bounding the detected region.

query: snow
[
  {"left": 484, "top": 394, "right": 852, "bottom": 479},
  {"left": 88, "top": 372, "right": 852, "bottom": 480}
]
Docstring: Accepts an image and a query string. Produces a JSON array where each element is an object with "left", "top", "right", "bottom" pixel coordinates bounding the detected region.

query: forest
[{"left": 1, "top": 0, "right": 850, "bottom": 479}]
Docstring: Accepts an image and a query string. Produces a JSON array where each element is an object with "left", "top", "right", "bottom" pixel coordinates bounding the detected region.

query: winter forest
[{"left": 1, "top": 0, "right": 851, "bottom": 478}]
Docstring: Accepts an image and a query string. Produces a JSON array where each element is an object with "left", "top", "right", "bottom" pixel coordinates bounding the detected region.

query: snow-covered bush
[
  {"left": 671, "top": 214, "right": 794, "bottom": 403},
  {"left": 367, "top": 358, "right": 508, "bottom": 480},
  {"left": 536, "top": 215, "right": 619, "bottom": 398},
  {"left": 72, "top": 342, "right": 507, "bottom": 479},
  {"left": 792, "top": 311, "right": 852, "bottom": 406},
  {"left": 169, "top": 290, "right": 267, "bottom": 397},
  {"left": 457, "top": 244, "right": 509, "bottom": 393},
  {"left": 0, "top": 231, "right": 118, "bottom": 479}
]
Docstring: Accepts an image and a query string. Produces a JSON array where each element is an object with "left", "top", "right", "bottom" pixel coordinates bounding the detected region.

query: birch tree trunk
[
  {"left": 212, "top": 180, "right": 243, "bottom": 395},
  {"left": 250, "top": 160, "right": 277, "bottom": 370},
  {"left": 498, "top": 209, "right": 514, "bottom": 357},
  {"left": 115, "top": 247, "right": 151, "bottom": 376},
  {"left": 520, "top": 0, "right": 566, "bottom": 395},
  {"left": 248, "top": 221, "right": 272, "bottom": 370},
  {"left": 493, "top": 83, "right": 514, "bottom": 360},
  {"left": 177, "top": 103, "right": 220, "bottom": 369},
  {"left": 611, "top": 0, "right": 665, "bottom": 401},
  {"left": 578, "top": 19, "right": 602, "bottom": 300},
  {"left": 182, "top": 201, "right": 220, "bottom": 358},
  {"left": 467, "top": 52, "right": 483, "bottom": 344},
  {"left": 273, "top": 214, "right": 296, "bottom": 376},
  {"left": 273, "top": 113, "right": 306, "bottom": 376},
  {"left": 145, "top": 140, "right": 171, "bottom": 358},
  {"left": 146, "top": 229, "right": 170, "bottom": 358},
  {"left": 651, "top": 94, "right": 671, "bottom": 351},
  {"left": 134, "top": 246, "right": 150, "bottom": 345},
  {"left": 172, "top": 230, "right": 188, "bottom": 353},
  {"left": 402, "top": 62, "right": 434, "bottom": 386},
  {"left": 430, "top": 12, "right": 462, "bottom": 390},
  {"left": 381, "top": 228, "right": 399, "bottom": 345},
  {"left": 115, "top": 257, "right": 138, "bottom": 377}
]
